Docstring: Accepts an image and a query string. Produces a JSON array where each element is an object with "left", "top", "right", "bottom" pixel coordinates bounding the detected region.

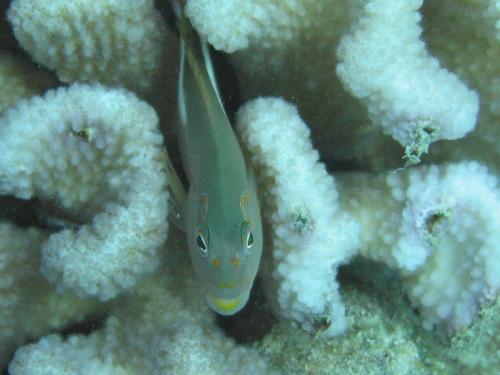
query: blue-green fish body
[{"left": 173, "top": 7, "right": 262, "bottom": 315}]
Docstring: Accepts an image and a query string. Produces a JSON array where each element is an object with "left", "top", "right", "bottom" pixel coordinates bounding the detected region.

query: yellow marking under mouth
[{"left": 213, "top": 296, "right": 243, "bottom": 313}]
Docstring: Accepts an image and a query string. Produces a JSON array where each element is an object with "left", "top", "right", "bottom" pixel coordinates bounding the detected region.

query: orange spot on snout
[
  {"left": 212, "top": 258, "right": 221, "bottom": 268},
  {"left": 231, "top": 257, "right": 240, "bottom": 267}
]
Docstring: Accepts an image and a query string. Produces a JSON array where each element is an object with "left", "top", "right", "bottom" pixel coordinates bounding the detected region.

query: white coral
[
  {"left": 337, "top": 161, "right": 500, "bottom": 330},
  {"left": 7, "top": 0, "right": 168, "bottom": 92},
  {"left": 9, "top": 249, "right": 272, "bottom": 375},
  {"left": 186, "top": 0, "right": 364, "bottom": 162},
  {"left": 2, "top": 1, "right": 499, "bottom": 371},
  {"left": 0, "top": 222, "right": 101, "bottom": 366},
  {"left": 336, "top": 0, "right": 479, "bottom": 163},
  {"left": 186, "top": 0, "right": 478, "bottom": 164},
  {"left": 0, "top": 83, "right": 169, "bottom": 300},
  {"left": 9, "top": 334, "right": 129, "bottom": 375},
  {"left": 186, "top": 0, "right": 315, "bottom": 53},
  {"left": 237, "top": 97, "right": 359, "bottom": 336}
]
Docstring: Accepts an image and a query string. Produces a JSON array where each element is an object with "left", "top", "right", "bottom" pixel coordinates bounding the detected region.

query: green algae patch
[
  {"left": 449, "top": 298, "right": 500, "bottom": 373},
  {"left": 255, "top": 258, "right": 500, "bottom": 374}
]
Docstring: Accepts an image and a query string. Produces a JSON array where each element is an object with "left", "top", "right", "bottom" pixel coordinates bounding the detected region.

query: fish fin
[
  {"left": 200, "top": 40, "right": 226, "bottom": 115},
  {"left": 178, "top": 38, "right": 188, "bottom": 125},
  {"left": 177, "top": 35, "right": 225, "bottom": 123},
  {"left": 163, "top": 149, "right": 187, "bottom": 232},
  {"left": 172, "top": 1, "right": 228, "bottom": 124}
]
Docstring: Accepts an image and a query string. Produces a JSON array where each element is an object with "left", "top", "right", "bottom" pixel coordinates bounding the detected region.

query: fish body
[{"left": 173, "top": 7, "right": 263, "bottom": 315}]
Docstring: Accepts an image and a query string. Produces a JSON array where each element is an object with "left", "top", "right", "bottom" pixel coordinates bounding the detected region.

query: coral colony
[{"left": 0, "top": 0, "right": 498, "bottom": 373}]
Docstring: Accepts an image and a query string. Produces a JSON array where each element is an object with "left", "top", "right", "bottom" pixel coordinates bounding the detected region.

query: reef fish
[{"left": 170, "top": 2, "right": 263, "bottom": 315}]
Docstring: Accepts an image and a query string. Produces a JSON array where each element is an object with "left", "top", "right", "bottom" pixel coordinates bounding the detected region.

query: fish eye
[
  {"left": 241, "top": 221, "right": 253, "bottom": 255},
  {"left": 196, "top": 233, "right": 207, "bottom": 253},
  {"left": 247, "top": 231, "right": 254, "bottom": 248},
  {"left": 195, "top": 223, "right": 209, "bottom": 257}
]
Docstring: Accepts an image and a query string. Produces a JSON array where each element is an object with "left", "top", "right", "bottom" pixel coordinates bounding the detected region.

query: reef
[{"left": 0, "top": 0, "right": 498, "bottom": 373}]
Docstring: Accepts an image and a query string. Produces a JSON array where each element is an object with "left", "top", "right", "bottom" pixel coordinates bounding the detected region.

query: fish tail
[
  {"left": 168, "top": 0, "right": 182, "bottom": 19},
  {"left": 169, "top": 1, "right": 225, "bottom": 116}
]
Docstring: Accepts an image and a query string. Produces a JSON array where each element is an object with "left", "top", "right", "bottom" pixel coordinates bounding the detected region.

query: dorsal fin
[
  {"left": 200, "top": 40, "right": 226, "bottom": 114},
  {"left": 178, "top": 39, "right": 188, "bottom": 124},
  {"left": 175, "top": 10, "right": 228, "bottom": 126}
]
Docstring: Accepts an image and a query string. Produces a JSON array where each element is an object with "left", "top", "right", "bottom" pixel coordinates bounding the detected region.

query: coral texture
[
  {"left": 0, "top": 222, "right": 102, "bottom": 366},
  {"left": 8, "top": 245, "right": 273, "bottom": 375},
  {"left": 187, "top": 0, "right": 479, "bottom": 164},
  {"left": 8, "top": 0, "right": 168, "bottom": 92},
  {"left": 336, "top": 0, "right": 479, "bottom": 163},
  {"left": 0, "top": 84, "right": 169, "bottom": 300},
  {"left": 237, "top": 98, "right": 359, "bottom": 336},
  {"left": 0, "top": 0, "right": 498, "bottom": 372},
  {"left": 337, "top": 162, "right": 500, "bottom": 330}
]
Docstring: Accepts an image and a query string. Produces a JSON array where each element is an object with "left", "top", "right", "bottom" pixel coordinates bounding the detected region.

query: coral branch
[
  {"left": 0, "top": 84, "right": 170, "bottom": 300},
  {"left": 336, "top": 0, "right": 479, "bottom": 163},
  {"left": 237, "top": 97, "right": 359, "bottom": 336},
  {"left": 337, "top": 161, "right": 500, "bottom": 330},
  {"left": 8, "top": 0, "right": 168, "bottom": 92}
]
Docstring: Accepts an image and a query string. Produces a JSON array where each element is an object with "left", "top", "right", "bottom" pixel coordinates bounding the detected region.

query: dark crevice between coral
[
  {"left": 216, "top": 277, "right": 278, "bottom": 345},
  {"left": 0, "top": 196, "right": 41, "bottom": 228},
  {"left": 155, "top": 0, "right": 180, "bottom": 38},
  {"left": 0, "top": 195, "right": 87, "bottom": 232},
  {"left": 60, "top": 313, "right": 107, "bottom": 339},
  {"left": 338, "top": 256, "right": 413, "bottom": 317},
  {"left": 339, "top": 256, "right": 453, "bottom": 363},
  {"left": 325, "top": 158, "right": 366, "bottom": 173},
  {"left": 0, "top": 0, "right": 18, "bottom": 52}
]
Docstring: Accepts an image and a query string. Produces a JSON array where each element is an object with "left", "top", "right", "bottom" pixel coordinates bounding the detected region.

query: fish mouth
[{"left": 203, "top": 292, "right": 250, "bottom": 316}]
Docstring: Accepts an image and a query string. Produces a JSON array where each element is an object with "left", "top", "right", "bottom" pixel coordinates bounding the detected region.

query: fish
[{"left": 169, "top": 1, "right": 263, "bottom": 315}]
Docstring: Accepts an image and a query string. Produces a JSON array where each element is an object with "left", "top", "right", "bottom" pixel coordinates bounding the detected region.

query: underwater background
[{"left": 0, "top": 0, "right": 499, "bottom": 374}]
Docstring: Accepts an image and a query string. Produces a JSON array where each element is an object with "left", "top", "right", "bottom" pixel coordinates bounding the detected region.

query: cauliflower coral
[
  {"left": 8, "top": 0, "right": 168, "bottom": 92},
  {"left": 237, "top": 98, "right": 359, "bottom": 336},
  {"left": 337, "top": 162, "right": 500, "bottom": 330},
  {"left": 8, "top": 240, "right": 273, "bottom": 375},
  {"left": 186, "top": 0, "right": 480, "bottom": 164},
  {"left": 0, "top": 84, "right": 170, "bottom": 300},
  {"left": 1, "top": 0, "right": 499, "bottom": 373},
  {"left": 0, "top": 222, "right": 102, "bottom": 366}
]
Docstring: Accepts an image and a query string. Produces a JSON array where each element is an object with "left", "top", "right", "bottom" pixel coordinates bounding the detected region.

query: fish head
[{"left": 185, "top": 188, "right": 262, "bottom": 315}]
